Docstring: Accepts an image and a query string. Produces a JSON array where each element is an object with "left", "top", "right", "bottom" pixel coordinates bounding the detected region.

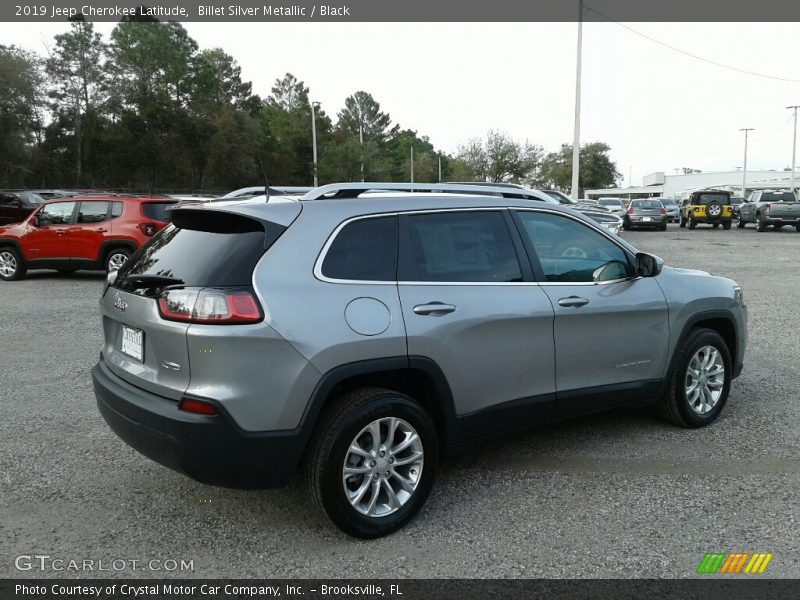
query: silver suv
[{"left": 93, "top": 183, "right": 747, "bottom": 538}]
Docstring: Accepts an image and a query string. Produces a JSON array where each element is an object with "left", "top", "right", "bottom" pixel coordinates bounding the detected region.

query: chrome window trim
[{"left": 314, "top": 207, "right": 639, "bottom": 287}]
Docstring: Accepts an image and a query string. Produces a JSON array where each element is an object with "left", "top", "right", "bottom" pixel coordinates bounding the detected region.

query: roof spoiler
[{"left": 301, "top": 182, "right": 553, "bottom": 202}]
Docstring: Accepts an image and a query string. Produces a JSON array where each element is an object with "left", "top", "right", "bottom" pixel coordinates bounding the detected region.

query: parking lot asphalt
[{"left": 1, "top": 223, "right": 799, "bottom": 579}]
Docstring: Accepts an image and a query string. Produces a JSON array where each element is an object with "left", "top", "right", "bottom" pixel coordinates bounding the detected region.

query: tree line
[{"left": 0, "top": 18, "right": 620, "bottom": 194}]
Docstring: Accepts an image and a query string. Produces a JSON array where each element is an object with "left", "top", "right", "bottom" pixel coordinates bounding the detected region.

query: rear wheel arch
[
  {"left": 99, "top": 239, "right": 137, "bottom": 260},
  {"left": 300, "top": 357, "right": 459, "bottom": 455}
]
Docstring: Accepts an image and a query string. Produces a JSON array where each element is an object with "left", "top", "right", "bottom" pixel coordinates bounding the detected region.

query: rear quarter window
[
  {"left": 321, "top": 216, "right": 397, "bottom": 281},
  {"left": 141, "top": 201, "right": 177, "bottom": 222}
]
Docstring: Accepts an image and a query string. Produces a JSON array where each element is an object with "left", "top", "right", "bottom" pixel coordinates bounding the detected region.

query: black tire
[
  {"left": 105, "top": 248, "right": 131, "bottom": 273},
  {"left": 304, "top": 387, "right": 439, "bottom": 538},
  {"left": 679, "top": 214, "right": 687, "bottom": 228},
  {"left": 0, "top": 246, "right": 27, "bottom": 281},
  {"left": 657, "top": 328, "right": 732, "bottom": 428},
  {"left": 722, "top": 222, "right": 732, "bottom": 230},
  {"left": 756, "top": 216, "right": 767, "bottom": 232},
  {"left": 712, "top": 223, "right": 720, "bottom": 229},
  {"left": 622, "top": 220, "right": 630, "bottom": 231},
  {"left": 737, "top": 218, "right": 746, "bottom": 228},
  {"left": 688, "top": 217, "right": 697, "bottom": 229}
]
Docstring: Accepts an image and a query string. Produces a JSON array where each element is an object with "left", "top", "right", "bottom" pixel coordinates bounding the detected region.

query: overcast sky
[{"left": 5, "top": 21, "right": 800, "bottom": 185}]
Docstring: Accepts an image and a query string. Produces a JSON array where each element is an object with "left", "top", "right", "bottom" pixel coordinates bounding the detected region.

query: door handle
[
  {"left": 96, "top": 228, "right": 108, "bottom": 233},
  {"left": 558, "top": 296, "right": 589, "bottom": 308},
  {"left": 413, "top": 302, "right": 456, "bottom": 316},
  {"left": 56, "top": 230, "right": 67, "bottom": 235}
]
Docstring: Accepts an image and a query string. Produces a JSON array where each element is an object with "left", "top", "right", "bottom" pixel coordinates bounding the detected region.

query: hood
[{"left": 662, "top": 265, "right": 710, "bottom": 277}]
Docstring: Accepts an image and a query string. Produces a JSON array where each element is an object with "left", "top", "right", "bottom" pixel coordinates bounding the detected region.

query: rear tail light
[
  {"left": 157, "top": 288, "right": 262, "bottom": 324},
  {"left": 763, "top": 203, "right": 771, "bottom": 213},
  {"left": 627, "top": 207, "right": 633, "bottom": 215},
  {"left": 659, "top": 208, "right": 667, "bottom": 215},
  {"left": 139, "top": 222, "right": 158, "bottom": 236},
  {"left": 179, "top": 397, "right": 217, "bottom": 416}
]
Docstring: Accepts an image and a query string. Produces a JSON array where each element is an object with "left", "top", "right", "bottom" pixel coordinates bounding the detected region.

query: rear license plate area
[{"left": 121, "top": 325, "right": 144, "bottom": 361}]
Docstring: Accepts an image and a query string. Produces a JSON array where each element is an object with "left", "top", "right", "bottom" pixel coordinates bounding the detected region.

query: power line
[{"left": 585, "top": 7, "right": 800, "bottom": 85}]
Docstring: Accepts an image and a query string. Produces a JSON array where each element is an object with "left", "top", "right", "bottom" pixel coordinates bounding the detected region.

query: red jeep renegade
[{"left": 0, "top": 196, "right": 177, "bottom": 281}]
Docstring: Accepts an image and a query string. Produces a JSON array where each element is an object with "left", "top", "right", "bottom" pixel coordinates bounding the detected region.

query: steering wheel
[{"left": 560, "top": 246, "right": 588, "bottom": 259}]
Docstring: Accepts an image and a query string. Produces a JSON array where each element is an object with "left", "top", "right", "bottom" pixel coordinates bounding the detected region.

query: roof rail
[{"left": 301, "top": 182, "right": 553, "bottom": 202}]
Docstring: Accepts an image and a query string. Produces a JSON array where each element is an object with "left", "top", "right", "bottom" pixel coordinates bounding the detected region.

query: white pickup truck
[{"left": 738, "top": 190, "right": 800, "bottom": 232}]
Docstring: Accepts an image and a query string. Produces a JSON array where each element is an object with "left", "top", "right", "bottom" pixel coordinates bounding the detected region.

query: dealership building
[{"left": 586, "top": 170, "right": 797, "bottom": 201}]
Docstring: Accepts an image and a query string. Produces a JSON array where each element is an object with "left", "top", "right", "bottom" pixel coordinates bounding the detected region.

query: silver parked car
[
  {"left": 595, "top": 197, "right": 626, "bottom": 217},
  {"left": 93, "top": 182, "right": 747, "bottom": 538}
]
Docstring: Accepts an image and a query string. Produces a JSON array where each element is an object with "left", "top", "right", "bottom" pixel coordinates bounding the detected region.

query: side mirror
[
  {"left": 636, "top": 252, "right": 663, "bottom": 277},
  {"left": 32, "top": 214, "right": 42, "bottom": 227}
]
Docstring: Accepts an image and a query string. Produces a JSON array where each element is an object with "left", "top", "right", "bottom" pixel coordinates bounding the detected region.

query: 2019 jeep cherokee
[{"left": 93, "top": 185, "right": 747, "bottom": 538}]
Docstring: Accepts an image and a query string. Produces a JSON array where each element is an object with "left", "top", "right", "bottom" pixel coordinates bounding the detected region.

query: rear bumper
[
  {"left": 93, "top": 360, "right": 305, "bottom": 488},
  {"left": 761, "top": 215, "right": 800, "bottom": 225}
]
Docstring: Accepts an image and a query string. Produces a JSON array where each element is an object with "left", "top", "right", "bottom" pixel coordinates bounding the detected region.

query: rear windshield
[
  {"left": 598, "top": 199, "right": 622, "bottom": 206},
  {"left": 694, "top": 193, "right": 730, "bottom": 205},
  {"left": 761, "top": 191, "right": 796, "bottom": 202},
  {"left": 632, "top": 200, "right": 663, "bottom": 209},
  {"left": 141, "top": 201, "right": 178, "bottom": 221},
  {"left": 115, "top": 213, "right": 276, "bottom": 294}
]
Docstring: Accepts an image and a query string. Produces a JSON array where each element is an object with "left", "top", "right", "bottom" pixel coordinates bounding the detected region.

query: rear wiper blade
[{"left": 124, "top": 274, "right": 184, "bottom": 289}]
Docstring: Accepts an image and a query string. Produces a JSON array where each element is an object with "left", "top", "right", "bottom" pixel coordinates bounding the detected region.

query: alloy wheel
[
  {"left": 342, "top": 417, "right": 424, "bottom": 518},
  {"left": 0, "top": 251, "right": 17, "bottom": 278},
  {"left": 685, "top": 345, "right": 725, "bottom": 414},
  {"left": 107, "top": 253, "right": 128, "bottom": 272}
]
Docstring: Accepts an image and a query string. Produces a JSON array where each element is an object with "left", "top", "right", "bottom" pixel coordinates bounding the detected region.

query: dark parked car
[
  {"left": 623, "top": 199, "right": 668, "bottom": 231},
  {"left": 0, "top": 192, "right": 45, "bottom": 225}
]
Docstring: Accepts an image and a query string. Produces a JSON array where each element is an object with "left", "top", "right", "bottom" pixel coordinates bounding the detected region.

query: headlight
[{"left": 733, "top": 286, "right": 744, "bottom": 305}]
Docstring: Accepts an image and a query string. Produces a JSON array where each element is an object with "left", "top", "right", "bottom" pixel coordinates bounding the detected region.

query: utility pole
[
  {"left": 438, "top": 154, "right": 442, "bottom": 182},
  {"left": 359, "top": 123, "right": 364, "bottom": 182},
  {"left": 740, "top": 128, "right": 754, "bottom": 200},
  {"left": 570, "top": 0, "right": 584, "bottom": 199},
  {"left": 410, "top": 146, "right": 414, "bottom": 183},
  {"left": 311, "top": 101, "right": 320, "bottom": 187},
  {"left": 787, "top": 106, "right": 799, "bottom": 196}
]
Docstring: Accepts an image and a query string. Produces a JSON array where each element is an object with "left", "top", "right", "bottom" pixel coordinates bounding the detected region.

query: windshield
[
  {"left": 544, "top": 191, "right": 575, "bottom": 205},
  {"left": 19, "top": 192, "right": 45, "bottom": 205}
]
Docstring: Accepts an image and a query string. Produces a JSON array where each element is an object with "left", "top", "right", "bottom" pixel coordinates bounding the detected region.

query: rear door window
[
  {"left": 400, "top": 211, "right": 522, "bottom": 283},
  {"left": 321, "top": 216, "right": 397, "bottom": 281},
  {"left": 77, "top": 201, "right": 110, "bottom": 223}
]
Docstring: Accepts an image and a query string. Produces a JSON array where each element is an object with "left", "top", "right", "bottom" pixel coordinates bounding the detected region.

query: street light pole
[
  {"left": 311, "top": 101, "right": 320, "bottom": 187},
  {"left": 787, "top": 105, "right": 799, "bottom": 195},
  {"left": 570, "top": 0, "right": 584, "bottom": 199},
  {"left": 359, "top": 123, "right": 364, "bottom": 182},
  {"left": 740, "top": 128, "right": 754, "bottom": 200},
  {"left": 410, "top": 146, "right": 414, "bottom": 183}
]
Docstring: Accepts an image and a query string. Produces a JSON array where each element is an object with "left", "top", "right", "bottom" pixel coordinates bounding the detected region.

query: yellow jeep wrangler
[{"left": 678, "top": 189, "right": 733, "bottom": 230}]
